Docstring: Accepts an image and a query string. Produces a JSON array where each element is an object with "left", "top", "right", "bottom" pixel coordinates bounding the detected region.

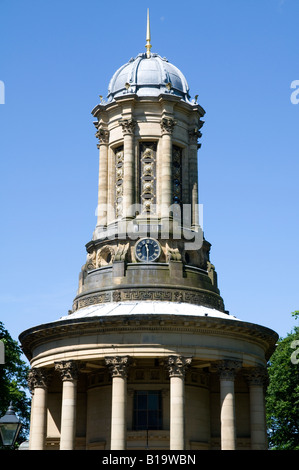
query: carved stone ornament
[
  {"left": 188, "top": 128, "right": 202, "bottom": 145},
  {"left": 216, "top": 359, "right": 242, "bottom": 380},
  {"left": 105, "top": 356, "right": 132, "bottom": 378},
  {"left": 95, "top": 127, "right": 109, "bottom": 145},
  {"left": 166, "top": 244, "right": 182, "bottom": 261},
  {"left": 244, "top": 366, "right": 268, "bottom": 387},
  {"left": 27, "top": 367, "right": 50, "bottom": 391},
  {"left": 114, "top": 243, "right": 129, "bottom": 261},
  {"left": 167, "top": 355, "right": 192, "bottom": 378},
  {"left": 119, "top": 118, "right": 136, "bottom": 135},
  {"left": 115, "top": 147, "right": 124, "bottom": 218},
  {"left": 160, "top": 117, "right": 176, "bottom": 135},
  {"left": 55, "top": 360, "right": 79, "bottom": 382},
  {"left": 85, "top": 251, "right": 96, "bottom": 270}
]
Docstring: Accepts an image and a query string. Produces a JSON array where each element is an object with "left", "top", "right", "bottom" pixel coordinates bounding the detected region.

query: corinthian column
[
  {"left": 245, "top": 366, "right": 268, "bottom": 450},
  {"left": 160, "top": 117, "right": 176, "bottom": 221},
  {"left": 55, "top": 360, "right": 79, "bottom": 450},
  {"left": 96, "top": 127, "right": 109, "bottom": 228},
  {"left": 105, "top": 356, "right": 132, "bottom": 450},
  {"left": 167, "top": 355, "right": 192, "bottom": 450},
  {"left": 217, "top": 359, "right": 242, "bottom": 450},
  {"left": 27, "top": 367, "right": 50, "bottom": 450},
  {"left": 120, "top": 119, "right": 136, "bottom": 219}
]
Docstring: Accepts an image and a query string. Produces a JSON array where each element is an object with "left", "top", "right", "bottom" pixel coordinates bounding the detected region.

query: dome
[
  {"left": 107, "top": 52, "right": 191, "bottom": 102},
  {"left": 56, "top": 301, "right": 239, "bottom": 322}
]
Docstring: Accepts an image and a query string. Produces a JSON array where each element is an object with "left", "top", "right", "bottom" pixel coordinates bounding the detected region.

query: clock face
[{"left": 135, "top": 238, "right": 161, "bottom": 262}]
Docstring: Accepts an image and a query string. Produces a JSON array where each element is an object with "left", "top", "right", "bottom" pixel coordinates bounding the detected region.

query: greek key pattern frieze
[{"left": 72, "top": 288, "right": 224, "bottom": 312}]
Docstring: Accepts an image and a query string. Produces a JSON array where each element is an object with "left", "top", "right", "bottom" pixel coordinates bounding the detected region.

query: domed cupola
[
  {"left": 107, "top": 52, "right": 191, "bottom": 102},
  {"left": 106, "top": 10, "right": 191, "bottom": 103}
]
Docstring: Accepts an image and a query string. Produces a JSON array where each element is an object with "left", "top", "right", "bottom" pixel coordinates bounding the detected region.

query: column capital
[
  {"left": 119, "top": 118, "right": 136, "bottom": 135},
  {"left": 216, "top": 359, "right": 242, "bottom": 380},
  {"left": 55, "top": 360, "right": 79, "bottom": 382},
  {"left": 244, "top": 366, "right": 268, "bottom": 386},
  {"left": 105, "top": 355, "right": 132, "bottom": 378},
  {"left": 160, "top": 117, "right": 176, "bottom": 135},
  {"left": 28, "top": 367, "right": 51, "bottom": 391},
  {"left": 167, "top": 355, "right": 192, "bottom": 378},
  {"left": 95, "top": 127, "right": 109, "bottom": 146}
]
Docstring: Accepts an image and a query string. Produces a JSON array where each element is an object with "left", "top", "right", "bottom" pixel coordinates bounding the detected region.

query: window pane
[
  {"left": 133, "top": 391, "right": 162, "bottom": 431},
  {"left": 148, "top": 393, "right": 158, "bottom": 410},
  {"left": 137, "top": 393, "right": 147, "bottom": 410}
]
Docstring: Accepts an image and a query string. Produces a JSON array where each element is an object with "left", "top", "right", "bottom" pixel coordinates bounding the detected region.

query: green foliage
[
  {"left": 266, "top": 313, "right": 299, "bottom": 450},
  {"left": 0, "top": 321, "right": 31, "bottom": 447}
]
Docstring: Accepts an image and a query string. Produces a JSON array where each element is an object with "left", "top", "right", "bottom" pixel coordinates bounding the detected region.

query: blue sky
[{"left": 0, "top": 0, "right": 298, "bottom": 354}]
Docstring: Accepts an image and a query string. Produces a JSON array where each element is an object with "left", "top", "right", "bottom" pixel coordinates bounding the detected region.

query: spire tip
[{"left": 145, "top": 8, "right": 152, "bottom": 58}]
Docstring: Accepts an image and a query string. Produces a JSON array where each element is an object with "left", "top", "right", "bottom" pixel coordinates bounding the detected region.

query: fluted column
[
  {"left": 245, "top": 366, "right": 268, "bottom": 450},
  {"left": 96, "top": 127, "right": 109, "bottom": 227},
  {"left": 27, "top": 367, "right": 50, "bottom": 450},
  {"left": 55, "top": 360, "right": 79, "bottom": 450},
  {"left": 167, "top": 355, "right": 192, "bottom": 450},
  {"left": 120, "top": 119, "right": 136, "bottom": 219},
  {"left": 105, "top": 356, "right": 131, "bottom": 450},
  {"left": 217, "top": 360, "right": 242, "bottom": 450},
  {"left": 160, "top": 117, "right": 176, "bottom": 221},
  {"left": 188, "top": 128, "right": 201, "bottom": 228}
]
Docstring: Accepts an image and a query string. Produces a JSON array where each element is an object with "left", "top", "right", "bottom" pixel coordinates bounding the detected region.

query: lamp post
[{"left": 0, "top": 402, "right": 22, "bottom": 448}]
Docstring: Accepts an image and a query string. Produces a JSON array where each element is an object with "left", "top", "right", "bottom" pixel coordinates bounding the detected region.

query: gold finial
[{"left": 145, "top": 8, "right": 152, "bottom": 58}]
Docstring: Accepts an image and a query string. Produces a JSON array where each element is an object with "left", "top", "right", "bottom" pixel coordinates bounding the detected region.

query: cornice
[{"left": 19, "top": 313, "right": 278, "bottom": 363}]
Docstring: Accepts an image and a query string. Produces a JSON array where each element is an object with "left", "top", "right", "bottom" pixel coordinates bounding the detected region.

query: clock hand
[{"left": 146, "top": 243, "right": 149, "bottom": 261}]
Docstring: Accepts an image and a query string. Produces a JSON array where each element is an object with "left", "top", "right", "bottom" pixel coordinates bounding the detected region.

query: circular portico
[{"left": 20, "top": 302, "right": 277, "bottom": 450}]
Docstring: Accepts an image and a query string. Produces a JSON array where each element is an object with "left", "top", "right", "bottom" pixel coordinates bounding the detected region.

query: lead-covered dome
[{"left": 107, "top": 52, "right": 191, "bottom": 102}]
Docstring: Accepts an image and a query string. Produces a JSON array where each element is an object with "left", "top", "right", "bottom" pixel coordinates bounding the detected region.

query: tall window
[
  {"left": 172, "top": 145, "right": 182, "bottom": 206},
  {"left": 114, "top": 145, "right": 124, "bottom": 218},
  {"left": 139, "top": 142, "right": 157, "bottom": 214},
  {"left": 133, "top": 390, "right": 162, "bottom": 430}
]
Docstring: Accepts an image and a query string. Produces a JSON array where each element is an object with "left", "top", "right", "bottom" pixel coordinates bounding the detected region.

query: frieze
[
  {"left": 20, "top": 314, "right": 278, "bottom": 363},
  {"left": 73, "top": 288, "right": 224, "bottom": 311}
]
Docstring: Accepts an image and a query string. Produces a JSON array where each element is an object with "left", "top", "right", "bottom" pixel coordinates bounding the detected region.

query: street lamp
[{"left": 0, "top": 402, "right": 22, "bottom": 448}]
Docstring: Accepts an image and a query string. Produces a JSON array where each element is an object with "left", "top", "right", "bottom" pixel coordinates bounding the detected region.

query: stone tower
[{"left": 20, "top": 13, "right": 278, "bottom": 451}]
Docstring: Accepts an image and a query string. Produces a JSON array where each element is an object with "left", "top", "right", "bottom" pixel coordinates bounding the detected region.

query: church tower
[{"left": 20, "top": 12, "right": 278, "bottom": 451}]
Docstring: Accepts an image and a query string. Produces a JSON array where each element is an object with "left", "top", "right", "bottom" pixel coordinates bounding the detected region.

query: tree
[
  {"left": 0, "top": 321, "right": 31, "bottom": 447},
  {"left": 266, "top": 312, "right": 299, "bottom": 450}
]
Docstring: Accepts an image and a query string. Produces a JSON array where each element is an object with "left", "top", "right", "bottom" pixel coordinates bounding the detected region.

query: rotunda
[{"left": 19, "top": 13, "right": 278, "bottom": 451}]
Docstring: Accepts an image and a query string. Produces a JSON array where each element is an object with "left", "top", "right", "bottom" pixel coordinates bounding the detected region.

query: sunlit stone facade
[{"left": 20, "top": 23, "right": 278, "bottom": 451}]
